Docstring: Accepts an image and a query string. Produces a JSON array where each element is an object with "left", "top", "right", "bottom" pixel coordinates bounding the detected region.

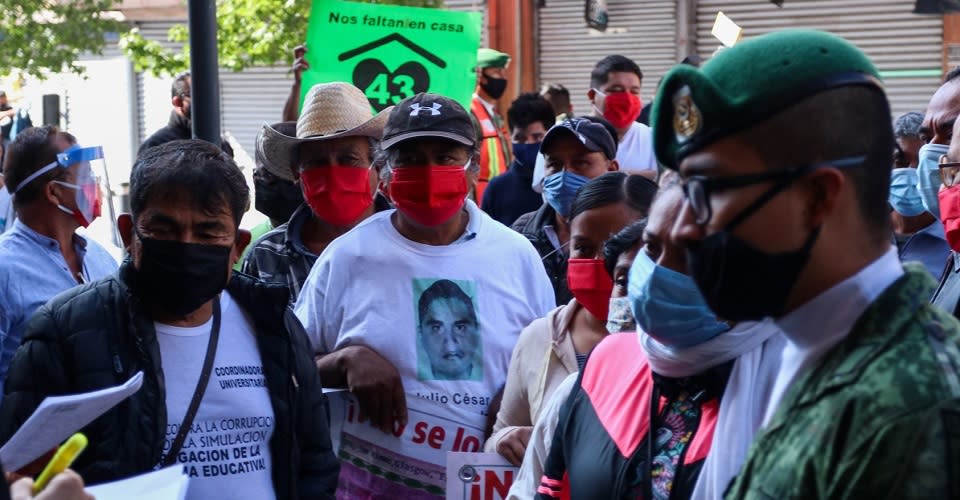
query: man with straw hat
[
  {"left": 243, "top": 82, "right": 391, "bottom": 301},
  {"left": 294, "top": 92, "right": 554, "bottom": 498}
]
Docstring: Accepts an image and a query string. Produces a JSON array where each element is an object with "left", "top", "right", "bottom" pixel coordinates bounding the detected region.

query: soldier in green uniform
[{"left": 651, "top": 29, "right": 960, "bottom": 498}]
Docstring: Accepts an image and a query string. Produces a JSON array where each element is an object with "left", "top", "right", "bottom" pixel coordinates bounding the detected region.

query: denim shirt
[
  {"left": 899, "top": 220, "right": 950, "bottom": 279},
  {"left": 0, "top": 220, "right": 117, "bottom": 388}
]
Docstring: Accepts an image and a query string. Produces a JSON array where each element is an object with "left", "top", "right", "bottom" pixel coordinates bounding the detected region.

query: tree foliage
[
  {"left": 0, "top": 0, "right": 124, "bottom": 78},
  {"left": 121, "top": 0, "right": 445, "bottom": 77}
]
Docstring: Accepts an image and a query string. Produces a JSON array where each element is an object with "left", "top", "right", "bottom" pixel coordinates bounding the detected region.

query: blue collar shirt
[{"left": 0, "top": 219, "right": 118, "bottom": 389}]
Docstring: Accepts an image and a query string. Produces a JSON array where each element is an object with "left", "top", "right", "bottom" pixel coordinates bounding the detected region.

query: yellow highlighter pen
[{"left": 32, "top": 433, "right": 88, "bottom": 494}]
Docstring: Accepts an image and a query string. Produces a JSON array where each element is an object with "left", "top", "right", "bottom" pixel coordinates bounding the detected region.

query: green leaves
[
  {"left": 0, "top": 0, "right": 124, "bottom": 78},
  {"left": 121, "top": 0, "right": 445, "bottom": 78}
]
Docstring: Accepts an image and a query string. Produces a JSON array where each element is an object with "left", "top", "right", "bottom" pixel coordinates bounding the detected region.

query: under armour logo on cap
[{"left": 409, "top": 103, "right": 442, "bottom": 117}]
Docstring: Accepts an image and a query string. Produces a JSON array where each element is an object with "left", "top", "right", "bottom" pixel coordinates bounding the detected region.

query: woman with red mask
[
  {"left": 243, "top": 82, "right": 392, "bottom": 301},
  {"left": 485, "top": 171, "right": 656, "bottom": 466}
]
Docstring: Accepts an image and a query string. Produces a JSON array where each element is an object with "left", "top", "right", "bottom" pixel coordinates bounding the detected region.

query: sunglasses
[{"left": 939, "top": 154, "right": 960, "bottom": 187}]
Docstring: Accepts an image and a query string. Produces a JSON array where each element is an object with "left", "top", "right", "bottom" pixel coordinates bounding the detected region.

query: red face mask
[
  {"left": 389, "top": 165, "right": 469, "bottom": 227},
  {"left": 300, "top": 165, "right": 374, "bottom": 226},
  {"left": 601, "top": 91, "right": 642, "bottom": 129},
  {"left": 940, "top": 185, "right": 960, "bottom": 251},
  {"left": 567, "top": 258, "right": 615, "bottom": 322}
]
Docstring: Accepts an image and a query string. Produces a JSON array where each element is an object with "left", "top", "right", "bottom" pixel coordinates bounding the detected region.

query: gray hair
[
  {"left": 893, "top": 112, "right": 924, "bottom": 139},
  {"left": 377, "top": 142, "right": 481, "bottom": 183}
]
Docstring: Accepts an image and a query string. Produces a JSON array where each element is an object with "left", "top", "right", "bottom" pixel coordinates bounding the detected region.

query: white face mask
[{"left": 606, "top": 296, "right": 636, "bottom": 333}]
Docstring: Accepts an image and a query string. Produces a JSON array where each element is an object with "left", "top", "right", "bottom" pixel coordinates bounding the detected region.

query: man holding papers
[{"left": 0, "top": 140, "right": 339, "bottom": 499}]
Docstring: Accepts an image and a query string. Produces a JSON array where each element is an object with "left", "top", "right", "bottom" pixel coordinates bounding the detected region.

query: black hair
[
  {"left": 130, "top": 139, "right": 249, "bottom": 227},
  {"left": 171, "top": 71, "right": 191, "bottom": 98},
  {"left": 603, "top": 219, "right": 647, "bottom": 278},
  {"left": 590, "top": 55, "right": 643, "bottom": 89},
  {"left": 739, "top": 85, "right": 893, "bottom": 240},
  {"left": 568, "top": 171, "right": 658, "bottom": 222},
  {"left": 507, "top": 92, "right": 556, "bottom": 132},
  {"left": 945, "top": 66, "right": 960, "bottom": 84},
  {"left": 580, "top": 115, "right": 621, "bottom": 143},
  {"left": 681, "top": 54, "right": 702, "bottom": 67},
  {"left": 540, "top": 83, "right": 572, "bottom": 116},
  {"left": 4, "top": 126, "right": 77, "bottom": 208},
  {"left": 417, "top": 279, "right": 477, "bottom": 326}
]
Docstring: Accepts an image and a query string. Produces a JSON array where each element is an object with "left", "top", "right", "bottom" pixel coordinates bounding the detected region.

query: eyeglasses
[
  {"left": 681, "top": 156, "right": 866, "bottom": 226},
  {"left": 939, "top": 154, "right": 960, "bottom": 187}
]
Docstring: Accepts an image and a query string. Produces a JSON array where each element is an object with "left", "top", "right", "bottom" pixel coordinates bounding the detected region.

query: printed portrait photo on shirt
[{"left": 413, "top": 278, "right": 482, "bottom": 381}]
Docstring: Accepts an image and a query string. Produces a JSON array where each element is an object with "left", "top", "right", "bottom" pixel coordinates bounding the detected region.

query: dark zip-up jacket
[
  {"left": 535, "top": 333, "right": 728, "bottom": 500},
  {"left": 138, "top": 111, "right": 234, "bottom": 157},
  {"left": 512, "top": 204, "right": 571, "bottom": 307},
  {"left": 0, "top": 262, "right": 339, "bottom": 498}
]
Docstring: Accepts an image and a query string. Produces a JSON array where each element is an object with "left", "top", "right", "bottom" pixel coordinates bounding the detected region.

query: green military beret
[
  {"left": 651, "top": 29, "right": 883, "bottom": 170},
  {"left": 477, "top": 48, "right": 511, "bottom": 69}
]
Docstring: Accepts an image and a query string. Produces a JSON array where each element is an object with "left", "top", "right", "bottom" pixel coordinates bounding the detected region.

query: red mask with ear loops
[
  {"left": 567, "top": 258, "right": 614, "bottom": 321},
  {"left": 299, "top": 165, "right": 374, "bottom": 226},
  {"left": 388, "top": 165, "right": 469, "bottom": 227}
]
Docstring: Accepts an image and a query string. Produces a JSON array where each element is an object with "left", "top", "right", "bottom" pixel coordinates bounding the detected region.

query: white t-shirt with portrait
[
  {"left": 294, "top": 199, "right": 555, "bottom": 497},
  {"left": 155, "top": 291, "right": 276, "bottom": 500},
  {"left": 616, "top": 122, "right": 657, "bottom": 173}
]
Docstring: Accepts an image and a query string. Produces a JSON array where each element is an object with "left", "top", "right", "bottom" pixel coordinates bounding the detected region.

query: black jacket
[
  {"left": 536, "top": 334, "right": 729, "bottom": 500},
  {"left": 932, "top": 251, "right": 960, "bottom": 314},
  {"left": 481, "top": 160, "right": 544, "bottom": 227},
  {"left": 0, "top": 262, "right": 339, "bottom": 498},
  {"left": 512, "top": 204, "right": 571, "bottom": 306},
  {"left": 139, "top": 111, "right": 234, "bottom": 157}
]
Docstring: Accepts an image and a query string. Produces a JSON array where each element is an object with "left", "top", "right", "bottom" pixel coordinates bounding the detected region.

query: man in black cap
[
  {"left": 294, "top": 93, "right": 554, "bottom": 499},
  {"left": 512, "top": 117, "right": 620, "bottom": 305}
]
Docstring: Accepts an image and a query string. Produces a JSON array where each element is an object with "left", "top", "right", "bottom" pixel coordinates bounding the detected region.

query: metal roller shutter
[
  {"left": 445, "top": 0, "right": 488, "bottom": 46},
  {"left": 134, "top": 20, "right": 184, "bottom": 145},
  {"left": 695, "top": 0, "right": 943, "bottom": 117},
  {"left": 219, "top": 66, "right": 290, "bottom": 158},
  {"left": 539, "top": 0, "right": 679, "bottom": 115},
  {"left": 133, "top": 19, "right": 288, "bottom": 159}
]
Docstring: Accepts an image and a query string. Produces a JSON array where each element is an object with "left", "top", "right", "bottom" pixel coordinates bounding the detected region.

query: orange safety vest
[{"left": 470, "top": 96, "right": 511, "bottom": 204}]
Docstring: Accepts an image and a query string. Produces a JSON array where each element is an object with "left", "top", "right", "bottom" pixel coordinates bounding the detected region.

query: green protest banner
[{"left": 300, "top": 1, "right": 482, "bottom": 113}]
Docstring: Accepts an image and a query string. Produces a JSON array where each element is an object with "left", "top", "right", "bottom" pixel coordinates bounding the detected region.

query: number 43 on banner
[{"left": 300, "top": 1, "right": 482, "bottom": 113}]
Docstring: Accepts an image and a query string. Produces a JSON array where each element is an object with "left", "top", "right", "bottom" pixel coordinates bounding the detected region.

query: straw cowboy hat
[{"left": 260, "top": 82, "right": 391, "bottom": 181}]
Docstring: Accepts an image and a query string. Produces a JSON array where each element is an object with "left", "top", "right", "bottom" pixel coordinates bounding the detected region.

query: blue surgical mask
[
  {"left": 513, "top": 142, "right": 541, "bottom": 171},
  {"left": 917, "top": 143, "right": 949, "bottom": 218},
  {"left": 628, "top": 251, "right": 730, "bottom": 349},
  {"left": 543, "top": 171, "right": 589, "bottom": 217},
  {"left": 889, "top": 168, "right": 926, "bottom": 217},
  {"left": 606, "top": 296, "right": 636, "bottom": 333}
]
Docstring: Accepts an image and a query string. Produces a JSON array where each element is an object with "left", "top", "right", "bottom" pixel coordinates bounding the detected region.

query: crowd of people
[{"left": 0, "top": 26, "right": 959, "bottom": 500}]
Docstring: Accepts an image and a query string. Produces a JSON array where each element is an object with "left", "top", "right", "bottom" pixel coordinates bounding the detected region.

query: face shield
[{"left": 15, "top": 145, "right": 105, "bottom": 227}]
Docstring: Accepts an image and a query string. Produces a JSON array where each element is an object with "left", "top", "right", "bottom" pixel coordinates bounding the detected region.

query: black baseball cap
[
  {"left": 541, "top": 117, "right": 618, "bottom": 160},
  {"left": 381, "top": 93, "right": 477, "bottom": 149}
]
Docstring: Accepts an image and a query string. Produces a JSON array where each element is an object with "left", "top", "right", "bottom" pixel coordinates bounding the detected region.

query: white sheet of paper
[
  {"left": 0, "top": 371, "right": 144, "bottom": 471},
  {"left": 712, "top": 11, "right": 743, "bottom": 47},
  {"left": 86, "top": 465, "right": 189, "bottom": 500},
  {"left": 445, "top": 452, "right": 518, "bottom": 500}
]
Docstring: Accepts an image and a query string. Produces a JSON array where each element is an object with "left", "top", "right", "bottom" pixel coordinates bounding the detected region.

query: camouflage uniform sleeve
[{"left": 825, "top": 400, "right": 958, "bottom": 498}]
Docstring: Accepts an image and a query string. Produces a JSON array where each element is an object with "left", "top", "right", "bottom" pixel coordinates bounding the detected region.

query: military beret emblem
[{"left": 673, "top": 86, "right": 702, "bottom": 141}]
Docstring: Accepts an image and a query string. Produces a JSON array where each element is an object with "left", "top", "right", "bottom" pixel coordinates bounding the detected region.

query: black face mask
[
  {"left": 254, "top": 177, "right": 302, "bottom": 225},
  {"left": 686, "top": 177, "right": 821, "bottom": 322},
  {"left": 480, "top": 76, "right": 508, "bottom": 99},
  {"left": 687, "top": 226, "right": 819, "bottom": 322},
  {"left": 134, "top": 235, "right": 232, "bottom": 317}
]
